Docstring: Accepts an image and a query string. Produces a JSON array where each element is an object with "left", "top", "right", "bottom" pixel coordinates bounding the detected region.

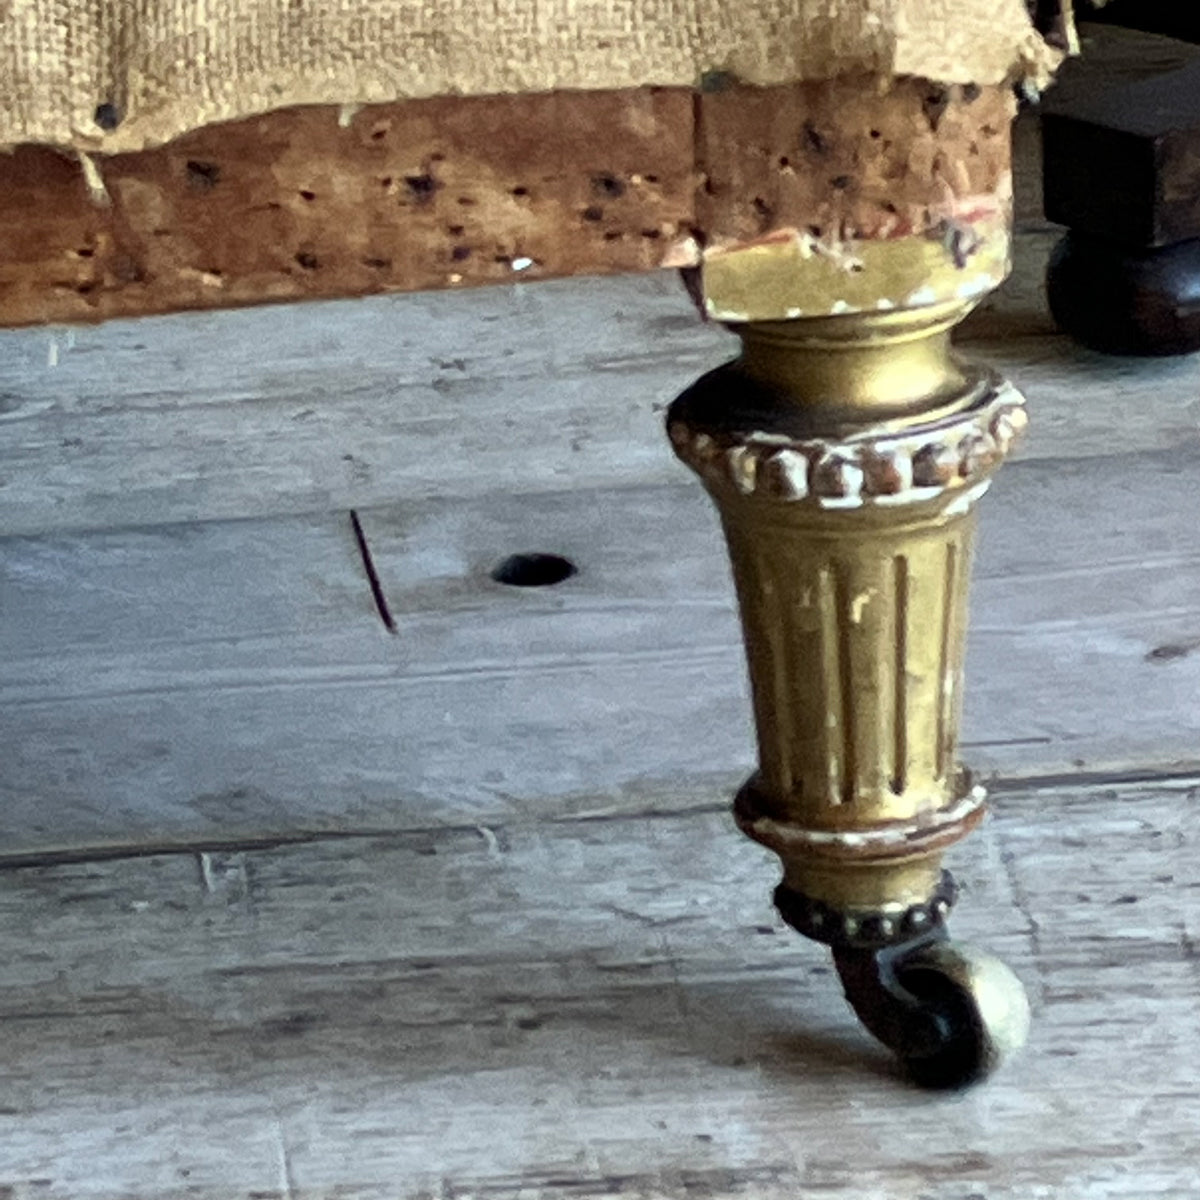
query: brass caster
[{"left": 833, "top": 933, "right": 1030, "bottom": 1089}]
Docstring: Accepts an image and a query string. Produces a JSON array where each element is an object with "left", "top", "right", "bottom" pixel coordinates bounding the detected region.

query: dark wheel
[
  {"left": 835, "top": 937, "right": 1030, "bottom": 1089},
  {"left": 894, "top": 942, "right": 1030, "bottom": 1088}
]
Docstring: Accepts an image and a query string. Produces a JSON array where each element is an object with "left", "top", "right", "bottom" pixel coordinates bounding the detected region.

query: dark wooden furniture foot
[{"left": 1043, "top": 34, "right": 1200, "bottom": 354}]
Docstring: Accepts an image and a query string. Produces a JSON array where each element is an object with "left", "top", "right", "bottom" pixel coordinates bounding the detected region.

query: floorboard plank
[
  {"left": 3, "top": 449, "right": 1200, "bottom": 853},
  {"left": 2, "top": 231, "right": 1199, "bottom": 535},
  {"left": 0, "top": 777, "right": 1195, "bottom": 1198}
]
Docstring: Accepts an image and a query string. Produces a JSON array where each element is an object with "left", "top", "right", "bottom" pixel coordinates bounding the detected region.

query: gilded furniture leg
[{"left": 668, "top": 299, "right": 1030, "bottom": 1087}]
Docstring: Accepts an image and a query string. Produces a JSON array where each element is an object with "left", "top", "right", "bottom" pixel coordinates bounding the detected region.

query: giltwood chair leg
[{"left": 667, "top": 300, "right": 1030, "bottom": 1086}]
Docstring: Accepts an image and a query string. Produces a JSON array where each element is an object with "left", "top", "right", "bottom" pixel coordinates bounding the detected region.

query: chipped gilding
[{"left": 700, "top": 210, "right": 1012, "bottom": 324}]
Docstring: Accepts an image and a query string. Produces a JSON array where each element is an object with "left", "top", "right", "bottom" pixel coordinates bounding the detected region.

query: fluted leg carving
[{"left": 667, "top": 303, "right": 1030, "bottom": 1085}]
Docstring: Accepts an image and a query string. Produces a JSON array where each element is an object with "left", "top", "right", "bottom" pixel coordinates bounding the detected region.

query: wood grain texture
[
  {"left": 0, "top": 776, "right": 1196, "bottom": 1198},
  {"left": 0, "top": 269, "right": 728, "bottom": 537},
  {"left": 696, "top": 77, "right": 1013, "bottom": 246},
  {"left": 5, "top": 227, "right": 1200, "bottom": 539},
  {"left": 3, "top": 222, "right": 1200, "bottom": 853},
  {"left": 3, "top": 441, "right": 1200, "bottom": 854},
  {"left": 0, "top": 64, "right": 1195, "bottom": 1193},
  {"left": 0, "top": 79, "right": 1015, "bottom": 327},
  {"left": 0, "top": 90, "right": 696, "bottom": 327}
]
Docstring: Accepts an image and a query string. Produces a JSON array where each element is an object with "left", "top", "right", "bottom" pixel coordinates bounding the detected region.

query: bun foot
[{"left": 1047, "top": 231, "right": 1200, "bottom": 356}]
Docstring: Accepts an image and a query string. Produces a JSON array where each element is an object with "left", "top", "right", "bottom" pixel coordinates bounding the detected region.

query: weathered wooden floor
[
  {"left": 1, "top": 218, "right": 1199, "bottom": 1197},
  {"left": 1, "top": 780, "right": 1198, "bottom": 1199}
]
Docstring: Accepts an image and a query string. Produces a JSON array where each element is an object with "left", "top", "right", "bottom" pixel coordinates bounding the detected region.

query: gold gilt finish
[
  {"left": 727, "top": 503, "right": 973, "bottom": 820},
  {"left": 700, "top": 218, "right": 1013, "bottom": 325},
  {"left": 668, "top": 298, "right": 1027, "bottom": 917}
]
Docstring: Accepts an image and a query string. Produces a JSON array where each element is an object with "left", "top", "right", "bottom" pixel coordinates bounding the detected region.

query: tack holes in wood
[
  {"left": 405, "top": 174, "right": 439, "bottom": 199},
  {"left": 490, "top": 553, "right": 577, "bottom": 588},
  {"left": 187, "top": 161, "right": 221, "bottom": 189},
  {"left": 592, "top": 174, "right": 625, "bottom": 199}
]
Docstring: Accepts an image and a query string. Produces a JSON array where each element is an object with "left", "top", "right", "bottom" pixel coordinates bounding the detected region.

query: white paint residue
[
  {"left": 887, "top": 450, "right": 914, "bottom": 493},
  {"left": 849, "top": 589, "right": 877, "bottom": 624},
  {"left": 728, "top": 446, "right": 758, "bottom": 494},
  {"left": 906, "top": 285, "right": 938, "bottom": 306},
  {"left": 661, "top": 234, "right": 701, "bottom": 269},
  {"left": 958, "top": 272, "right": 998, "bottom": 299},
  {"left": 476, "top": 825, "right": 502, "bottom": 859},
  {"left": 830, "top": 300, "right": 852, "bottom": 315},
  {"left": 944, "top": 478, "right": 992, "bottom": 517},
  {"left": 773, "top": 449, "right": 810, "bottom": 498},
  {"left": 273, "top": 1121, "right": 296, "bottom": 1200},
  {"left": 511, "top": 257, "right": 535, "bottom": 272},
  {"left": 707, "top": 303, "right": 751, "bottom": 323},
  {"left": 805, "top": 234, "right": 863, "bottom": 273},
  {"left": 874, "top": 486, "right": 943, "bottom": 507},
  {"left": 198, "top": 852, "right": 217, "bottom": 893},
  {"left": 337, "top": 103, "right": 361, "bottom": 128},
  {"left": 76, "top": 150, "right": 111, "bottom": 207},
  {"left": 46, "top": 338, "right": 58, "bottom": 368},
  {"left": 759, "top": 786, "right": 987, "bottom": 849}
]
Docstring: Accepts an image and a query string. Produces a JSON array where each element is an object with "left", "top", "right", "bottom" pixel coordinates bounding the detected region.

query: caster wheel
[
  {"left": 834, "top": 936, "right": 1030, "bottom": 1089},
  {"left": 895, "top": 942, "right": 1031, "bottom": 1089}
]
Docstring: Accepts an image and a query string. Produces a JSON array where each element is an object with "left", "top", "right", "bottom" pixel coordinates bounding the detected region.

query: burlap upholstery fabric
[{"left": 1, "top": 0, "right": 1057, "bottom": 151}]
